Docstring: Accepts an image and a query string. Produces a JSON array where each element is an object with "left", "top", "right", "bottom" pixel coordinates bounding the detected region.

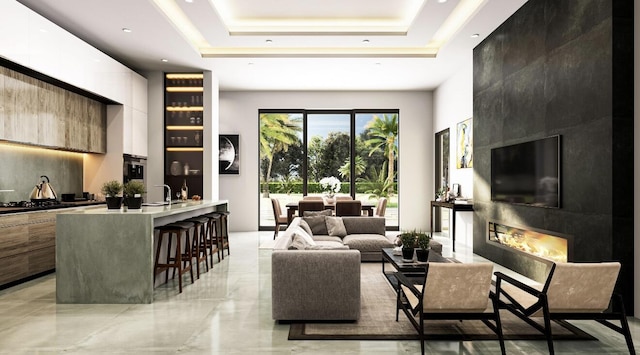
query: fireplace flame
[{"left": 491, "top": 225, "right": 567, "bottom": 263}]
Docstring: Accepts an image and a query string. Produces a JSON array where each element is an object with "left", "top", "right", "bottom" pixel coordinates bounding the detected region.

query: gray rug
[{"left": 288, "top": 263, "right": 596, "bottom": 341}]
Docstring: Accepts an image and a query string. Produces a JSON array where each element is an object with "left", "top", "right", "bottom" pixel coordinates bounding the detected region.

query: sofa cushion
[
  {"left": 298, "top": 219, "right": 314, "bottom": 236},
  {"left": 343, "top": 234, "right": 394, "bottom": 252},
  {"left": 342, "top": 217, "right": 386, "bottom": 235},
  {"left": 308, "top": 241, "right": 349, "bottom": 250},
  {"left": 326, "top": 216, "right": 347, "bottom": 237},
  {"left": 289, "top": 234, "right": 313, "bottom": 250},
  {"left": 312, "top": 235, "right": 344, "bottom": 244},
  {"left": 303, "top": 216, "right": 329, "bottom": 235},
  {"left": 303, "top": 209, "right": 332, "bottom": 217}
]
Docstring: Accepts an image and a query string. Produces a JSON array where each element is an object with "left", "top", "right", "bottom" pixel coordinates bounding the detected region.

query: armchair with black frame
[
  {"left": 494, "top": 261, "right": 635, "bottom": 355},
  {"left": 395, "top": 262, "right": 505, "bottom": 355}
]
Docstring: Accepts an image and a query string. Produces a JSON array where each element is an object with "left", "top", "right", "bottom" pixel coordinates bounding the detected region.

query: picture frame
[
  {"left": 219, "top": 134, "right": 239, "bottom": 175},
  {"left": 456, "top": 118, "right": 473, "bottom": 169}
]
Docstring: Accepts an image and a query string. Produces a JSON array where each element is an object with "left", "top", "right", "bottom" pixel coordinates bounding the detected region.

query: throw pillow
[
  {"left": 293, "top": 226, "right": 316, "bottom": 246},
  {"left": 288, "top": 234, "right": 311, "bottom": 250},
  {"left": 303, "top": 209, "right": 332, "bottom": 217},
  {"left": 325, "top": 216, "right": 347, "bottom": 237},
  {"left": 298, "top": 219, "right": 314, "bottom": 237},
  {"left": 302, "top": 215, "right": 329, "bottom": 235}
]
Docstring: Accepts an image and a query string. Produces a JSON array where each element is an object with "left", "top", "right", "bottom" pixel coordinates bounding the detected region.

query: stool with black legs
[
  {"left": 185, "top": 216, "right": 210, "bottom": 278},
  {"left": 153, "top": 221, "right": 195, "bottom": 293},
  {"left": 204, "top": 212, "right": 224, "bottom": 261},
  {"left": 217, "top": 211, "right": 230, "bottom": 258}
]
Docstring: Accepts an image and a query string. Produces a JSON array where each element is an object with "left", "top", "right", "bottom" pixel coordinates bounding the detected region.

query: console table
[{"left": 430, "top": 200, "right": 473, "bottom": 252}]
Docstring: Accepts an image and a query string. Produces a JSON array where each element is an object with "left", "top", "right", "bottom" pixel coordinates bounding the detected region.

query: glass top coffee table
[{"left": 381, "top": 247, "right": 453, "bottom": 289}]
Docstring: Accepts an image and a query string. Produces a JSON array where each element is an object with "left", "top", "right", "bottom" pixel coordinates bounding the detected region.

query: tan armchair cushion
[{"left": 546, "top": 262, "right": 620, "bottom": 313}]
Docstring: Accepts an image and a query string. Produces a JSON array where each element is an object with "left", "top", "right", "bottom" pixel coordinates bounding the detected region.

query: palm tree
[
  {"left": 259, "top": 113, "right": 302, "bottom": 196},
  {"left": 364, "top": 114, "right": 398, "bottom": 192},
  {"left": 338, "top": 156, "right": 366, "bottom": 181}
]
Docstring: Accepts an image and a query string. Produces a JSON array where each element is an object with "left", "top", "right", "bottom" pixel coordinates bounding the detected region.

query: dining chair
[
  {"left": 494, "top": 261, "right": 634, "bottom": 355},
  {"left": 298, "top": 200, "right": 325, "bottom": 217},
  {"left": 270, "top": 198, "right": 288, "bottom": 240},
  {"left": 335, "top": 195, "right": 354, "bottom": 201},
  {"left": 374, "top": 197, "right": 387, "bottom": 217},
  {"left": 396, "top": 262, "right": 505, "bottom": 355},
  {"left": 335, "top": 200, "right": 362, "bottom": 216},
  {"left": 302, "top": 196, "right": 323, "bottom": 200}
]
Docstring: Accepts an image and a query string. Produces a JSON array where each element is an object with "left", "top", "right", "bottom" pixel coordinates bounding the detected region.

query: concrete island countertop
[{"left": 56, "top": 199, "right": 228, "bottom": 304}]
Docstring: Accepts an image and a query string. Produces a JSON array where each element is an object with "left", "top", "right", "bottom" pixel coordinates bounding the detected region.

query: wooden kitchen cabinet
[{"left": 0, "top": 211, "right": 58, "bottom": 287}]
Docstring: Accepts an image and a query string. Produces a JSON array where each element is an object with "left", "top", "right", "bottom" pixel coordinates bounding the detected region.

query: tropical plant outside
[{"left": 259, "top": 111, "right": 399, "bottom": 228}]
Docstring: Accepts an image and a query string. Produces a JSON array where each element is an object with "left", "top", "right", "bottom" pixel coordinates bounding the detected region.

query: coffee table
[{"left": 381, "top": 247, "right": 452, "bottom": 289}]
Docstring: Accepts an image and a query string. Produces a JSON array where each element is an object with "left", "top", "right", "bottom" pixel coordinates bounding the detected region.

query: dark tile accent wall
[{"left": 473, "top": 0, "right": 634, "bottom": 311}]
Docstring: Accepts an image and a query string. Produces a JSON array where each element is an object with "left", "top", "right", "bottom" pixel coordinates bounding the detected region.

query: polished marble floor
[{"left": 0, "top": 231, "right": 638, "bottom": 354}]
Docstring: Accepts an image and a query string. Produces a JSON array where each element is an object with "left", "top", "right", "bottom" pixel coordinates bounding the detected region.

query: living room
[{"left": 0, "top": 0, "right": 639, "bottom": 353}]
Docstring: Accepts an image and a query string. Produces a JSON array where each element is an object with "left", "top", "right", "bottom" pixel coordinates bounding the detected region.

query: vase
[
  {"left": 324, "top": 195, "right": 336, "bottom": 204},
  {"left": 416, "top": 248, "right": 430, "bottom": 262},
  {"left": 105, "top": 196, "right": 122, "bottom": 210},
  {"left": 401, "top": 247, "right": 414, "bottom": 262}
]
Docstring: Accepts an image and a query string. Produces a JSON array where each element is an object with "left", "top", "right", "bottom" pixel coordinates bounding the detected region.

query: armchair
[
  {"left": 396, "top": 263, "right": 505, "bottom": 355},
  {"left": 494, "top": 262, "right": 635, "bottom": 355}
]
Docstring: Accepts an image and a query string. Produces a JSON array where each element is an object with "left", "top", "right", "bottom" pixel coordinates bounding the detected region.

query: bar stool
[
  {"left": 153, "top": 221, "right": 195, "bottom": 293},
  {"left": 204, "top": 212, "right": 223, "bottom": 261},
  {"left": 218, "top": 211, "right": 230, "bottom": 258},
  {"left": 185, "top": 216, "right": 210, "bottom": 278}
]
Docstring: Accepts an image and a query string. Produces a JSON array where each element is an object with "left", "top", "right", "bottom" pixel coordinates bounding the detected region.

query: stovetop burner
[{"left": 0, "top": 200, "right": 62, "bottom": 208}]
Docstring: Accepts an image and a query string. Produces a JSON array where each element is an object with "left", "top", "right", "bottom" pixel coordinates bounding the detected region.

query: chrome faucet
[{"left": 154, "top": 184, "right": 171, "bottom": 206}]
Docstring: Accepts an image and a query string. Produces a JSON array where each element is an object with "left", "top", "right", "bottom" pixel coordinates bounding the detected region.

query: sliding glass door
[{"left": 259, "top": 110, "right": 399, "bottom": 229}]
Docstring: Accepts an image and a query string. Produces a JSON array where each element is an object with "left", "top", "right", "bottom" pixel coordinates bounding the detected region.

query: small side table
[{"left": 430, "top": 200, "right": 473, "bottom": 252}]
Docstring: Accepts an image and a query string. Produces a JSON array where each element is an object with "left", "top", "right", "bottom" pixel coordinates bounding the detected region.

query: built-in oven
[{"left": 123, "top": 154, "right": 147, "bottom": 195}]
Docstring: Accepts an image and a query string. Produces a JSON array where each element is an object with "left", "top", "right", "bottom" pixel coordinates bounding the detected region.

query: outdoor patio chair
[
  {"left": 270, "top": 198, "right": 288, "bottom": 240},
  {"left": 494, "top": 261, "right": 635, "bottom": 355},
  {"left": 396, "top": 262, "right": 505, "bottom": 355}
]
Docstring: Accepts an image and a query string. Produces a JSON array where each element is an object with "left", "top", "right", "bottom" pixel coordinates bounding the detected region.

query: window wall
[{"left": 259, "top": 109, "right": 399, "bottom": 229}]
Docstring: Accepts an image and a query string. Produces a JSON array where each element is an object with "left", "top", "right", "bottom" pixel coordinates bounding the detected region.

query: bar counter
[{"left": 56, "top": 200, "right": 228, "bottom": 304}]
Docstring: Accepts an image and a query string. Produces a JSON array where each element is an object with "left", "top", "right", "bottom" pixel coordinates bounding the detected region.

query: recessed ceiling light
[
  {"left": 122, "top": 28, "right": 132, "bottom": 33},
  {"left": 248, "top": 62, "right": 254, "bottom": 65},
  {"left": 265, "top": 39, "right": 273, "bottom": 44},
  {"left": 471, "top": 33, "right": 480, "bottom": 38},
  {"left": 161, "top": 58, "right": 169, "bottom": 62},
  {"left": 185, "top": 0, "right": 194, "bottom": 3},
  {"left": 438, "top": 0, "right": 448, "bottom": 3},
  {"left": 362, "top": 39, "right": 370, "bottom": 43}
]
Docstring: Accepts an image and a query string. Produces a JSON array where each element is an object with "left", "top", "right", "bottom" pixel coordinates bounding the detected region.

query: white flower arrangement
[{"left": 319, "top": 176, "right": 341, "bottom": 196}]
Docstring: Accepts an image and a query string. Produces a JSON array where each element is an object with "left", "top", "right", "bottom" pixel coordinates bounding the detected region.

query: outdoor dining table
[{"left": 285, "top": 201, "right": 376, "bottom": 223}]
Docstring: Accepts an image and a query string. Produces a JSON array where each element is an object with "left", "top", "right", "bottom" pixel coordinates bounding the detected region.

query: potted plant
[
  {"left": 415, "top": 231, "right": 431, "bottom": 262},
  {"left": 101, "top": 180, "right": 123, "bottom": 210},
  {"left": 399, "top": 230, "right": 417, "bottom": 262},
  {"left": 123, "top": 180, "right": 146, "bottom": 209}
]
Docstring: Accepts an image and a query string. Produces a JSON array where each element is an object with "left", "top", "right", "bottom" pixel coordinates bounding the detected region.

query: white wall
[
  {"left": 433, "top": 55, "right": 474, "bottom": 247},
  {"left": 219, "top": 91, "right": 433, "bottom": 232}
]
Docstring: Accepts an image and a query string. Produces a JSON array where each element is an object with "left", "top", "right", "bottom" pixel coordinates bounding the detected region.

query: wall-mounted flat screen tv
[{"left": 491, "top": 135, "right": 560, "bottom": 208}]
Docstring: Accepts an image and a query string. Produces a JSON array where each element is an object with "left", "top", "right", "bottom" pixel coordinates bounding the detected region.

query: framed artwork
[
  {"left": 219, "top": 134, "right": 239, "bottom": 174},
  {"left": 456, "top": 118, "right": 473, "bottom": 169}
]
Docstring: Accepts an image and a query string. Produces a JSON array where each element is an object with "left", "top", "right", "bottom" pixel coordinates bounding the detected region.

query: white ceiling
[{"left": 17, "top": 0, "right": 527, "bottom": 91}]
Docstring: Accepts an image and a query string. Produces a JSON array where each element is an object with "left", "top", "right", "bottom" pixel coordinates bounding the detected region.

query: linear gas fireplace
[{"left": 487, "top": 221, "right": 573, "bottom": 263}]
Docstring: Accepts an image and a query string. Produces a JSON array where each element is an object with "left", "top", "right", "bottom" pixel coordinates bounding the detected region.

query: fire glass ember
[{"left": 488, "top": 222, "right": 568, "bottom": 263}]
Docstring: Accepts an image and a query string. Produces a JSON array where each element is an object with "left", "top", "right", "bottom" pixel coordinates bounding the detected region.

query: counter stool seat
[
  {"left": 154, "top": 221, "right": 195, "bottom": 293},
  {"left": 185, "top": 216, "right": 210, "bottom": 278}
]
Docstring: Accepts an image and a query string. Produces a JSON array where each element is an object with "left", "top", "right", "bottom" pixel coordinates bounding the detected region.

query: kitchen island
[{"left": 56, "top": 200, "right": 228, "bottom": 304}]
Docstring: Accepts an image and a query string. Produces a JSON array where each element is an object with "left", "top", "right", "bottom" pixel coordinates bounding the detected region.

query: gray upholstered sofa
[{"left": 271, "top": 216, "right": 391, "bottom": 321}]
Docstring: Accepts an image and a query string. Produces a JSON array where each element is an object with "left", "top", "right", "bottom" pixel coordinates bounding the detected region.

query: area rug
[{"left": 288, "top": 263, "right": 596, "bottom": 341}]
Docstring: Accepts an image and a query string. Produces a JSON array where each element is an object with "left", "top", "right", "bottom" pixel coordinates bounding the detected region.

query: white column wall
[
  {"left": 433, "top": 55, "right": 474, "bottom": 247},
  {"left": 219, "top": 91, "right": 433, "bottom": 232}
]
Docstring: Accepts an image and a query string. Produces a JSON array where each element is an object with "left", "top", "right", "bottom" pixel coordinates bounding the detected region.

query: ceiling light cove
[{"left": 211, "top": 0, "right": 427, "bottom": 36}]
